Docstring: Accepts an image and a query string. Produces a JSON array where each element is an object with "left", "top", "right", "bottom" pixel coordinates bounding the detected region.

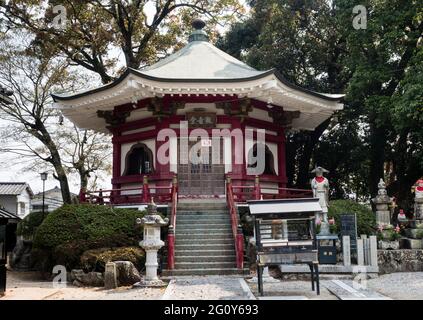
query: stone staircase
[{"left": 163, "top": 199, "right": 248, "bottom": 276}]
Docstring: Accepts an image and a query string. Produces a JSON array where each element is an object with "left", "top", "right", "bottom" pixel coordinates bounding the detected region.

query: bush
[
  {"left": 328, "top": 200, "right": 376, "bottom": 236},
  {"left": 32, "top": 204, "right": 145, "bottom": 272},
  {"left": 16, "top": 211, "right": 48, "bottom": 238},
  {"left": 80, "top": 246, "right": 145, "bottom": 272}
]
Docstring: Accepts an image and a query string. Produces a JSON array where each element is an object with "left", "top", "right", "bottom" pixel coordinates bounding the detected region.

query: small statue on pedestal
[
  {"left": 372, "top": 179, "right": 393, "bottom": 227},
  {"left": 413, "top": 179, "right": 423, "bottom": 220},
  {"left": 311, "top": 166, "right": 330, "bottom": 235}
]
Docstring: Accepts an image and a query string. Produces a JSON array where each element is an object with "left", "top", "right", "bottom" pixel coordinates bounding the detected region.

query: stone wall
[{"left": 378, "top": 249, "right": 423, "bottom": 274}]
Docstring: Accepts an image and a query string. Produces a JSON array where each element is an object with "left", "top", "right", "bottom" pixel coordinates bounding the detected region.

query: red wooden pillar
[
  {"left": 236, "top": 225, "right": 244, "bottom": 269},
  {"left": 230, "top": 117, "right": 244, "bottom": 176},
  {"left": 167, "top": 226, "right": 175, "bottom": 269},
  {"left": 155, "top": 118, "right": 171, "bottom": 200},
  {"left": 254, "top": 175, "right": 261, "bottom": 200},
  {"left": 142, "top": 175, "right": 150, "bottom": 203},
  {"left": 112, "top": 132, "right": 122, "bottom": 201}
]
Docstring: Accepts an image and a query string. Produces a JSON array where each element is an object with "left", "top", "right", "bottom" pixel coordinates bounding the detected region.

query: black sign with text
[{"left": 340, "top": 213, "right": 358, "bottom": 254}]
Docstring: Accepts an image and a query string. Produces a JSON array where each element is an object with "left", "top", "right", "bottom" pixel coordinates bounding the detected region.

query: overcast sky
[{"left": 0, "top": 2, "right": 248, "bottom": 194}]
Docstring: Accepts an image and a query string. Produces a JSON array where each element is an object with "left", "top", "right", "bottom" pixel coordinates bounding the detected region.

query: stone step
[
  {"left": 177, "top": 233, "right": 233, "bottom": 240},
  {"left": 177, "top": 215, "right": 230, "bottom": 221},
  {"left": 175, "top": 261, "right": 236, "bottom": 269},
  {"left": 177, "top": 210, "right": 228, "bottom": 215},
  {"left": 175, "top": 255, "right": 236, "bottom": 263},
  {"left": 162, "top": 268, "right": 249, "bottom": 276},
  {"left": 176, "top": 228, "right": 233, "bottom": 235},
  {"left": 177, "top": 222, "right": 230, "bottom": 228},
  {"left": 177, "top": 221, "right": 231, "bottom": 227},
  {"left": 175, "top": 238, "right": 234, "bottom": 245},
  {"left": 175, "top": 243, "right": 235, "bottom": 251},
  {"left": 175, "top": 249, "right": 235, "bottom": 257},
  {"left": 177, "top": 204, "right": 228, "bottom": 210}
]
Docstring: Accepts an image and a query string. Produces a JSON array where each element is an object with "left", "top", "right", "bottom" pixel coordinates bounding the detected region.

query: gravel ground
[
  {"left": 4, "top": 271, "right": 423, "bottom": 300},
  {"left": 1, "top": 271, "right": 165, "bottom": 300},
  {"left": 162, "top": 276, "right": 253, "bottom": 300},
  {"left": 247, "top": 279, "right": 337, "bottom": 300},
  {"left": 366, "top": 272, "right": 423, "bottom": 300}
]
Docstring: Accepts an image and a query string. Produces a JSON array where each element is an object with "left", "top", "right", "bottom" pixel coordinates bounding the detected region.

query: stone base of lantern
[
  {"left": 133, "top": 278, "right": 168, "bottom": 288},
  {"left": 376, "top": 210, "right": 391, "bottom": 226}
]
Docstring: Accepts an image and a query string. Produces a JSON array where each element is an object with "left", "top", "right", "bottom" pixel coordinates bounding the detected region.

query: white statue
[
  {"left": 311, "top": 166, "right": 331, "bottom": 235},
  {"left": 415, "top": 179, "right": 423, "bottom": 200},
  {"left": 311, "top": 166, "right": 330, "bottom": 214}
]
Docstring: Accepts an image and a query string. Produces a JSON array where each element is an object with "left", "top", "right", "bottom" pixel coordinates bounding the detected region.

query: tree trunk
[
  {"left": 368, "top": 120, "right": 387, "bottom": 198},
  {"left": 37, "top": 123, "right": 72, "bottom": 204}
]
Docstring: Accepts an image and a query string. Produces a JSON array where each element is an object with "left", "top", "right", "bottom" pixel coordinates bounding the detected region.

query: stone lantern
[
  {"left": 372, "top": 179, "right": 393, "bottom": 227},
  {"left": 134, "top": 198, "right": 168, "bottom": 287}
]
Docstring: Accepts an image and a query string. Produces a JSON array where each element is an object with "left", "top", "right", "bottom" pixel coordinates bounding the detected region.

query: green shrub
[
  {"left": 328, "top": 200, "right": 376, "bottom": 236},
  {"left": 16, "top": 211, "right": 48, "bottom": 238},
  {"left": 32, "top": 204, "right": 145, "bottom": 272},
  {"left": 80, "top": 246, "right": 145, "bottom": 272},
  {"left": 416, "top": 229, "right": 423, "bottom": 239}
]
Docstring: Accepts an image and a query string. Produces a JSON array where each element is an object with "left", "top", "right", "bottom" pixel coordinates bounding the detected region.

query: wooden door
[{"left": 178, "top": 137, "right": 225, "bottom": 196}]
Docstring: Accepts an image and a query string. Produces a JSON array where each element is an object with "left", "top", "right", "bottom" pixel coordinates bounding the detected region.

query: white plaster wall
[
  {"left": 122, "top": 126, "right": 156, "bottom": 136},
  {"left": 0, "top": 195, "right": 17, "bottom": 214},
  {"left": 249, "top": 107, "right": 273, "bottom": 123},
  {"left": 16, "top": 191, "right": 31, "bottom": 217},
  {"left": 170, "top": 136, "right": 178, "bottom": 173},
  {"left": 121, "top": 139, "right": 156, "bottom": 175},
  {"left": 224, "top": 136, "right": 232, "bottom": 173},
  {"left": 245, "top": 137, "right": 279, "bottom": 175}
]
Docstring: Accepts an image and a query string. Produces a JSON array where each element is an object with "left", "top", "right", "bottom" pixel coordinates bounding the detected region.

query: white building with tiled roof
[{"left": 0, "top": 183, "right": 33, "bottom": 218}]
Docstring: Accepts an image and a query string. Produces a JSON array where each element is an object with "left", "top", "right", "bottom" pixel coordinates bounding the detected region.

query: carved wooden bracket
[
  {"left": 147, "top": 97, "right": 185, "bottom": 121},
  {"left": 268, "top": 108, "right": 301, "bottom": 128},
  {"left": 216, "top": 99, "right": 252, "bottom": 122},
  {"left": 97, "top": 110, "right": 131, "bottom": 126}
]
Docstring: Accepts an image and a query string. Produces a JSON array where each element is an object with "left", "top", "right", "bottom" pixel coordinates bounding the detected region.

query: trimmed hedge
[
  {"left": 32, "top": 204, "right": 145, "bottom": 272},
  {"left": 16, "top": 211, "right": 48, "bottom": 238},
  {"left": 80, "top": 246, "right": 146, "bottom": 272},
  {"left": 328, "top": 199, "right": 376, "bottom": 236}
]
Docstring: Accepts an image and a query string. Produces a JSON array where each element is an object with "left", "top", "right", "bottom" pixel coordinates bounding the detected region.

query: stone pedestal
[
  {"left": 415, "top": 198, "right": 423, "bottom": 220},
  {"left": 372, "top": 179, "right": 392, "bottom": 226},
  {"left": 400, "top": 238, "right": 423, "bottom": 250}
]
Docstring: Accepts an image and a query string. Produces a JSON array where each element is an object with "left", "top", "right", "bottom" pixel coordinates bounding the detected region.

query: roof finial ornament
[
  {"left": 189, "top": 18, "right": 209, "bottom": 42},
  {"left": 192, "top": 18, "right": 206, "bottom": 30}
]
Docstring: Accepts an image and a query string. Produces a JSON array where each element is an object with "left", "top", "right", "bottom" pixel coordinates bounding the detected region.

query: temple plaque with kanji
[{"left": 186, "top": 113, "right": 216, "bottom": 128}]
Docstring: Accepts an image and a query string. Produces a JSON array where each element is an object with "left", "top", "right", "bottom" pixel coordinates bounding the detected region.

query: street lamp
[
  {"left": 40, "top": 172, "right": 48, "bottom": 214},
  {"left": 0, "top": 85, "right": 14, "bottom": 105}
]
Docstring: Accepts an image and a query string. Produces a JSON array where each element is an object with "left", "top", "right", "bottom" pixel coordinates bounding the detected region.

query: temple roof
[
  {"left": 52, "top": 20, "right": 344, "bottom": 132},
  {"left": 140, "top": 40, "right": 269, "bottom": 80}
]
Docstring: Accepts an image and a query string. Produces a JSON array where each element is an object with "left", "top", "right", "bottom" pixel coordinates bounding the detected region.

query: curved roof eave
[{"left": 51, "top": 68, "right": 344, "bottom": 103}]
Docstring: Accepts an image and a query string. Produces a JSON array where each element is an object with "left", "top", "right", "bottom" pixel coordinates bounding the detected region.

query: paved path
[
  {"left": 321, "top": 280, "right": 391, "bottom": 300},
  {"left": 1, "top": 271, "right": 164, "bottom": 300},
  {"left": 162, "top": 276, "right": 255, "bottom": 300}
]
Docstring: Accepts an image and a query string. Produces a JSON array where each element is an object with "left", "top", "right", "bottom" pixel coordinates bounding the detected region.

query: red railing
[
  {"left": 230, "top": 176, "right": 313, "bottom": 202},
  {"left": 167, "top": 176, "right": 178, "bottom": 270},
  {"left": 79, "top": 176, "right": 174, "bottom": 205},
  {"left": 226, "top": 177, "right": 245, "bottom": 270}
]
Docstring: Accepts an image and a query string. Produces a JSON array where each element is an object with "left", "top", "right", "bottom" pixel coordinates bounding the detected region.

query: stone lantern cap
[{"left": 136, "top": 198, "right": 169, "bottom": 227}]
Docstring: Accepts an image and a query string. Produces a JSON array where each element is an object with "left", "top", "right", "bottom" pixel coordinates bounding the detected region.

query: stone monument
[
  {"left": 311, "top": 166, "right": 330, "bottom": 235},
  {"left": 372, "top": 179, "right": 392, "bottom": 227},
  {"left": 400, "top": 179, "right": 423, "bottom": 249},
  {"left": 134, "top": 198, "right": 168, "bottom": 287}
]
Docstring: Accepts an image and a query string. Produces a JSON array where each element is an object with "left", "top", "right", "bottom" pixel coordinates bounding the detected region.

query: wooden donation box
[{"left": 248, "top": 198, "right": 322, "bottom": 296}]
